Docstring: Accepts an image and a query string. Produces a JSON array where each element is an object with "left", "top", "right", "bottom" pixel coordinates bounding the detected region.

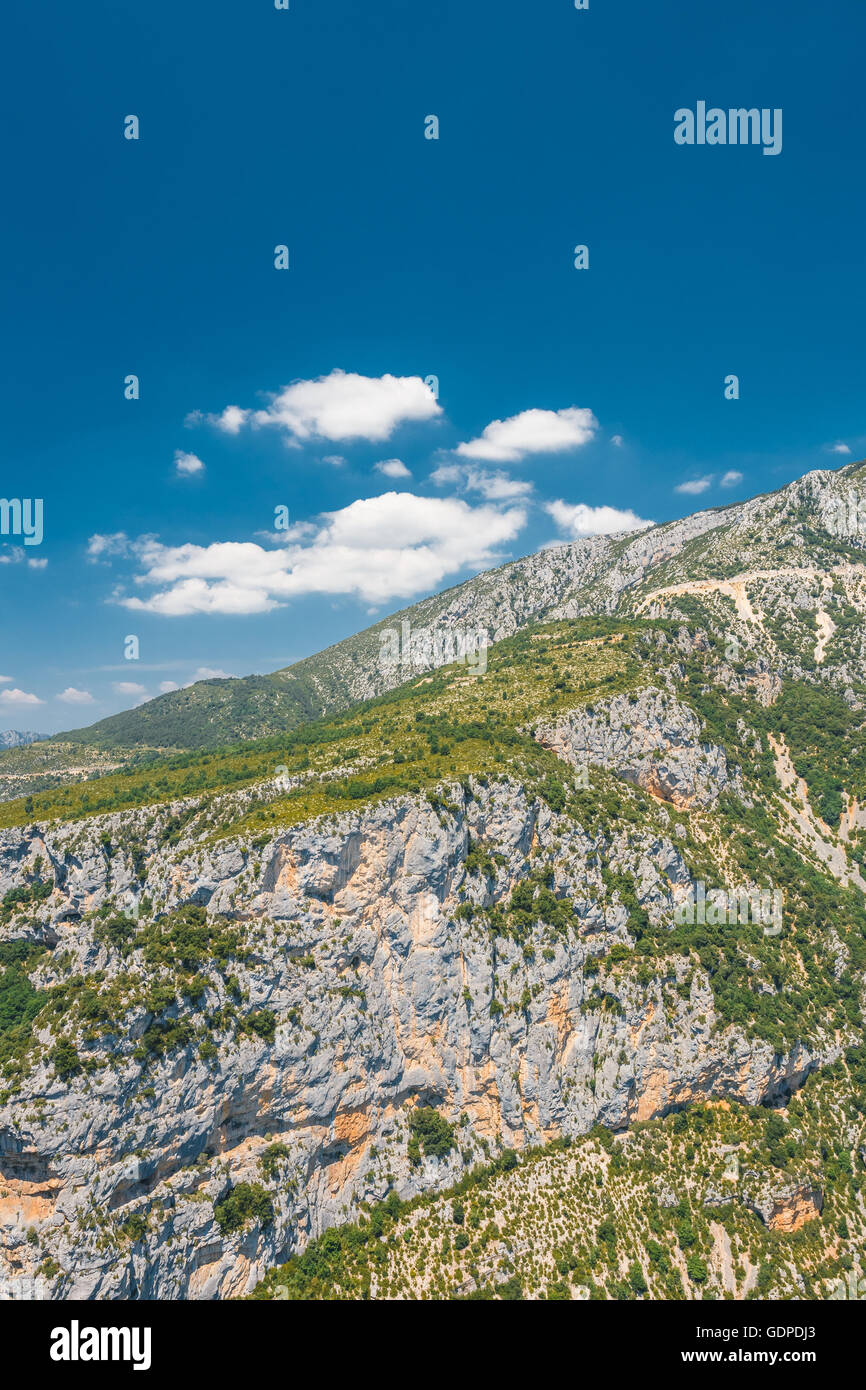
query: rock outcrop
[
  {"left": 534, "top": 688, "right": 743, "bottom": 810},
  {"left": 0, "top": 773, "right": 826, "bottom": 1299},
  {"left": 743, "top": 1178, "right": 824, "bottom": 1233}
]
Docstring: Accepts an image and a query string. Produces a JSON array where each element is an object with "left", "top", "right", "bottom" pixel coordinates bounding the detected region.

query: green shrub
[
  {"left": 50, "top": 1038, "right": 81, "bottom": 1081},
  {"left": 119, "top": 1214, "right": 148, "bottom": 1242},
  {"left": 687, "top": 1255, "right": 708, "bottom": 1284},
  {"left": 238, "top": 1009, "right": 276, "bottom": 1044},
  {"left": 213, "top": 1182, "right": 274, "bottom": 1235},
  {"left": 259, "top": 1142, "right": 290, "bottom": 1180},
  {"left": 408, "top": 1106, "right": 456, "bottom": 1162}
]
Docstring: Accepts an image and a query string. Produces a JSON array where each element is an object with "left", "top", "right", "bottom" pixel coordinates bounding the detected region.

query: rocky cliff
[
  {"left": 0, "top": 687, "right": 839, "bottom": 1298},
  {"left": 2, "top": 463, "right": 866, "bottom": 1300}
]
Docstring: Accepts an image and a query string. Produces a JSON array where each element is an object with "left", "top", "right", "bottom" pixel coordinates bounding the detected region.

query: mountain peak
[{"left": 0, "top": 730, "right": 46, "bottom": 749}]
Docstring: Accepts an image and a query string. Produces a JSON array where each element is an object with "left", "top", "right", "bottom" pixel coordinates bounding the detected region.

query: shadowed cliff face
[{"left": 0, "top": 735, "right": 831, "bottom": 1298}]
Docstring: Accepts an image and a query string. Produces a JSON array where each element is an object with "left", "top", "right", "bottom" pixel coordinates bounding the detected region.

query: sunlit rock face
[{"left": 0, "top": 765, "right": 827, "bottom": 1299}]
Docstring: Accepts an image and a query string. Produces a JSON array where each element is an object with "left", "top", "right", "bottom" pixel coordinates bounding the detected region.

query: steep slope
[
  {"left": 250, "top": 1054, "right": 866, "bottom": 1301},
  {"left": 2, "top": 460, "right": 866, "bottom": 1300},
  {"left": 43, "top": 458, "right": 866, "bottom": 754},
  {"left": 2, "top": 592, "right": 866, "bottom": 1298}
]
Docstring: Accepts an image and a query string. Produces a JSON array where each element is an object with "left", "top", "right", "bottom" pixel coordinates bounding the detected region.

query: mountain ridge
[
  {"left": 48, "top": 459, "right": 866, "bottom": 754},
  {"left": 0, "top": 731, "right": 46, "bottom": 749},
  {"left": 2, "top": 458, "right": 866, "bottom": 1299}
]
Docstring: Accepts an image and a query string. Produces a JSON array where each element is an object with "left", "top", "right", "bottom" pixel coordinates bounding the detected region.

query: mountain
[
  {"left": 51, "top": 458, "right": 866, "bottom": 754},
  {"left": 1, "top": 459, "right": 866, "bottom": 1300},
  {"left": 0, "top": 731, "right": 46, "bottom": 749}
]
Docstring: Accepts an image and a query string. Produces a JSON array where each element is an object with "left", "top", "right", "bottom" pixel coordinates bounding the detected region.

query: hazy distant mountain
[{"left": 0, "top": 730, "right": 46, "bottom": 749}]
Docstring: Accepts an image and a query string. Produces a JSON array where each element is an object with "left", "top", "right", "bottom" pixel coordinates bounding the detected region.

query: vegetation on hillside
[
  {"left": 250, "top": 1055, "right": 866, "bottom": 1300},
  {"left": 0, "top": 619, "right": 641, "bottom": 832}
]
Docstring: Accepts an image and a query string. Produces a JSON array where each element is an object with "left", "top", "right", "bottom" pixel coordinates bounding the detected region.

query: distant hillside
[
  {"left": 52, "top": 458, "right": 866, "bottom": 753},
  {"left": 59, "top": 671, "right": 327, "bottom": 752}
]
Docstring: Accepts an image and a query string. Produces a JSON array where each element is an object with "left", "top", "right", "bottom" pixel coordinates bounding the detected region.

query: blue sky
[{"left": 2, "top": 0, "right": 865, "bottom": 733}]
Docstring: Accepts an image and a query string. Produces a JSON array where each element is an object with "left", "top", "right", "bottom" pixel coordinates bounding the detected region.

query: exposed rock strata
[{"left": 0, "top": 771, "right": 825, "bottom": 1299}]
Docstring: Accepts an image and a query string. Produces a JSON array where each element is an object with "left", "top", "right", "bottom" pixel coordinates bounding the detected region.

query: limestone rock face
[
  {"left": 534, "top": 688, "right": 743, "bottom": 810},
  {"left": 0, "top": 765, "right": 826, "bottom": 1300},
  {"left": 742, "top": 1178, "right": 824, "bottom": 1232}
]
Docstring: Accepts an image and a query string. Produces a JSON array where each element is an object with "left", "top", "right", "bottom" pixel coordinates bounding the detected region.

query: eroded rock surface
[
  {"left": 0, "top": 770, "right": 825, "bottom": 1299},
  {"left": 534, "top": 688, "right": 743, "bottom": 810}
]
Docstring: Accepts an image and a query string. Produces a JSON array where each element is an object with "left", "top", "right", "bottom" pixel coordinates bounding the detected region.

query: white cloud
[
  {"left": 374, "top": 458, "right": 411, "bottom": 479},
  {"left": 545, "top": 500, "right": 653, "bottom": 539},
  {"left": 0, "top": 688, "right": 43, "bottom": 706},
  {"left": 321, "top": 455, "right": 347, "bottom": 468},
  {"left": 720, "top": 470, "right": 744, "bottom": 487},
  {"left": 675, "top": 476, "right": 714, "bottom": 495},
  {"left": 56, "top": 687, "right": 95, "bottom": 705},
  {"left": 456, "top": 406, "right": 597, "bottom": 462},
  {"left": 0, "top": 675, "right": 12, "bottom": 684},
  {"left": 159, "top": 681, "right": 179, "bottom": 694},
  {"left": 431, "top": 464, "right": 533, "bottom": 501},
  {"left": 611, "top": 434, "right": 624, "bottom": 448},
  {"left": 829, "top": 442, "right": 851, "bottom": 455},
  {"left": 274, "top": 520, "right": 317, "bottom": 542},
  {"left": 116, "top": 493, "right": 527, "bottom": 614},
  {"left": 112, "top": 681, "right": 147, "bottom": 696},
  {"left": 87, "top": 532, "right": 131, "bottom": 561},
  {"left": 211, "top": 405, "right": 250, "bottom": 435},
  {"left": 204, "top": 370, "right": 441, "bottom": 445},
  {"left": 175, "top": 450, "right": 205, "bottom": 476},
  {"left": 2, "top": 549, "right": 48, "bottom": 568}
]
